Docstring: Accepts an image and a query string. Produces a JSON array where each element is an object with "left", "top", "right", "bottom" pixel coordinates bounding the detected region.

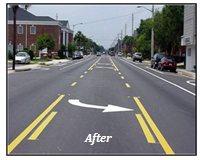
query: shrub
[
  {"left": 8, "top": 51, "right": 13, "bottom": 59},
  {"left": 27, "top": 49, "right": 34, "bottom": 60},
  {"left": 55, "top": 56, "right": 60, "bottom": 59}
]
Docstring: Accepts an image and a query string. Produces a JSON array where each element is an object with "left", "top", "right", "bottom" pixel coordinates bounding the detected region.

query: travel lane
[
  {"left": 9, "top": 55, "right": 166, "bottom": 154},
  {"left": 8, "top": 56, "right": 99, "bottom": 154},
  {"left": 121, "top": 57, "right": 195, "bottom": 93},
  {"left": 111, "top": 56, "right": 195, "bottom": 154}
]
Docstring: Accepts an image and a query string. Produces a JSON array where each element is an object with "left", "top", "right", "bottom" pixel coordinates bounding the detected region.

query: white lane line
[
  {"left": 145, "top": 66, "right": 164, "bottom": 74},
  {"left": 186, "top": 80, "right": 196, "bottom": 86},
  {"left": 60, "top": 57, "right": 92, "bottom": 70},
  {"left": 95, "top": 66, "right": 114, "bottom": 69},
  {"left": 120, "top": 58, "right": 196, "bottom": 96},
  {"left": 122, "top": 57, "right": 139, "bottom": 64}
]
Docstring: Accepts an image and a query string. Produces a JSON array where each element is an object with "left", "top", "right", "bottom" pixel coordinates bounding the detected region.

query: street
[{"left": 7, "top": 55, "right": 196, "bottom": 155}]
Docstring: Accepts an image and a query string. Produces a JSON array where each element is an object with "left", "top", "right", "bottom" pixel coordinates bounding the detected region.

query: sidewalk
[{"left": 8, "top": 59, "right": 70, "bottom": 74}]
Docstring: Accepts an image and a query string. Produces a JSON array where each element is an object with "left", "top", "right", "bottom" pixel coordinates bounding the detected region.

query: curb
[
  {"left": 15, "top": 68, "right": 32, "bottom": 72},
  {"left": 177, "top": 70, "right": 195, "bottom": 78}
]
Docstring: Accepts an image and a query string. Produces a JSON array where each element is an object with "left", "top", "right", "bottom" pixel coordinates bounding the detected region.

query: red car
[{"left": 158, "top": 57, "right": 177, "bottom": 72}]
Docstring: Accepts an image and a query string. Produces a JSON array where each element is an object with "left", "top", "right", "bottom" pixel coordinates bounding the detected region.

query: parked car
[
  {"left": 96, "top": 52, "right": 101, "bottom": 56},
  {"left": 133, "top": 52, "right": 142, "bottom": 62},
  {"left": 72, "top": 51, "right": 82, "bottom": 59},
  {"left": 15, "top": 52, "right": 30, "bottom": 64},
  {"left": 118, "top": 52, "right": 122, "bottom": 57},
  {"left": 158, "top": 57, "right": 177, "bottom": 72},
  {"left": 79, "top": 51, "right": 84, "bottom": 58},
  {"left": 151, "top": 53, "right": 168, "bottom": 68}
]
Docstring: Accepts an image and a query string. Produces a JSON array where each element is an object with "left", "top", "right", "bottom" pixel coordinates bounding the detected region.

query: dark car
[
  {"left": 158, "top": 57, "right": 177, "bottom": 72},
  {"left": 151, "top": 53, "right": 168, "bottom": 68}
]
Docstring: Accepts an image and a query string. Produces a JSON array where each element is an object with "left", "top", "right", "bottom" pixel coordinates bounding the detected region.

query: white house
[{"left": 182, "top": 4, "right": 196, "bottom": 71}]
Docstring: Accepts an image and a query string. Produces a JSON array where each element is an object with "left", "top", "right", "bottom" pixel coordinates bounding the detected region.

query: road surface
[{"left": 7, "top": 55, "right": 196, "bottom": 155}]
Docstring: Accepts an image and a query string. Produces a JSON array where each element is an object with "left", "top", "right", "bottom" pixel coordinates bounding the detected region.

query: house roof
[
  {"left": 59, "top": 20, "right": 69, "bottom": 27},
  {"left": 8, "top": 7, "right": 56, "bottom": 21}
]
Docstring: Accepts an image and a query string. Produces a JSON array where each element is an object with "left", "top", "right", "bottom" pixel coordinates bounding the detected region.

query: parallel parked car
[
  {"left": 15, "top": 52, "right": 30, "bottom": 64},
  {"left": 133, "top": 52, "right": 142, "bottom": 62},
  {"left": 151, "top": 53, "right": 168, "bottom": 68},
  {"left": 158, "top": 57, "right": 177, "bottom": 72},
  {"left": 118, "top": 52, "right": 122, "bottom": 57},
  {"left": 96, "top": 52, "right": 101, "bottom": 56}
]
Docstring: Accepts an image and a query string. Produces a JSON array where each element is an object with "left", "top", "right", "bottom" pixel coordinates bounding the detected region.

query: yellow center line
[
  {"left": 84, "top": 71, "right": 87, "bottom": 74},
  {"left": 28, "top": 112, "right": 57, "bottom": 140},
  {"left": 71, "top": 82, "right": 77, "bottom": 86},
  {"left": 80, "top": 75, "right": 84, "bottom": 78},
  {"left": 135, "top": 114, "right": 155, "bottom": 143},
  {"left": 7, "top": 95, "right": 65, "bottom": 154},
  {"left": 118, "top": 72, "right": 121, "bottom": 75},
  {"left": 121, "top": 76, "right": 124, "bottom": 79},
  {"left": 133, "top": 97, "right": 174, "bottom": 154},
  {"left": 88, "top": 57, "right": 101, "bottom": 70},
  {"left": 125, "top": 83, "right": 130, "bottom": 88},
  {"left": 109, "top": 56, "right": 119, "bottom": 71}
]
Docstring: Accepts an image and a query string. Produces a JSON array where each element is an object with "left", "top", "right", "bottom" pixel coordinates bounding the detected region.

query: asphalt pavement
[{"left": 7, "top": 55, "right": 196, "bottom": 155}]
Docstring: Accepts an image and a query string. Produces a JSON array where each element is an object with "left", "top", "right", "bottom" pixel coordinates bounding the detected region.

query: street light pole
[{"left": 137, "top": 5, "right": 154, "bottom": 57}]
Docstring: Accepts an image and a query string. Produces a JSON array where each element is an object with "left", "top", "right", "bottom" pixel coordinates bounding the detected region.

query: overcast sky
[{"left": 28, "top": 4, "right": 163, "bottom": 49}]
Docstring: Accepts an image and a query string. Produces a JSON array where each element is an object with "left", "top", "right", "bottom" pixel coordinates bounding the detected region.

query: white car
[{"left": 15, "top": 52, "right": 30, "bottom": 64}]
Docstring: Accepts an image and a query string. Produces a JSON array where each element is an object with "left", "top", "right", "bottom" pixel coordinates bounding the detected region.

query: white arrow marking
[{"left": 68, "top": 99, "right": 134, "bottom": 113}]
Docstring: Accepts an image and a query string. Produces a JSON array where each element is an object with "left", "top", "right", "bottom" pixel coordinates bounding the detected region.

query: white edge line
[{"left": 120, "top": 58, "right": 196, "bottom": 96}]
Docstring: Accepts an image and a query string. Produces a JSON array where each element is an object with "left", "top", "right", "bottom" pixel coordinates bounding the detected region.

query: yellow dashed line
[
  {"left": 71, "top": 82, "right": 77, "bottom": 86},
  {"left": 121, "top": 76, "right": 124, "bottom": 79},
  {"left": 118, "top": 72, "right": 121, "bottom": 75},
  {"left": 125, "top": 83, "right": 130, "bottom": 88},
  {"left": 80, "top": 75, "right": 84, "bottom": 78}
]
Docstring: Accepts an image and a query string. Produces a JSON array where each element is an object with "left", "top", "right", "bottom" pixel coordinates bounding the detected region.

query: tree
[
  {"left": 154, "top": 5, "right": 184, "bottom": 55},
  {"left": 36, "top": 33, "right": 56, "bottom": 51},
  {"left": 67, "top": 42, "right": 77, "bottom": 57}
]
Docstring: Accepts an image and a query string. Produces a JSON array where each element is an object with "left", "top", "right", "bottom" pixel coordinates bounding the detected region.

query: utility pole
[
  {"left": 121, "top": 30, "right": 123, "bottom": 52},
  {"left": 125, "top": 23, "right": 127, "bottom": 36},
  {"left": 132, "top": 13, "right": 134, "bottom": 37},
  {"left": 151, "top": 5, "right": 154, "bottom": 57}
]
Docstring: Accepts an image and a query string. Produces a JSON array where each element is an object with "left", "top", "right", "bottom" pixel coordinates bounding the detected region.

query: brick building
[{"left": 8, "top": 7, "right": 73, "bottom": 57}]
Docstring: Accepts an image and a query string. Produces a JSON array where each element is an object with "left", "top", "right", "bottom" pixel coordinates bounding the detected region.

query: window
[
  {"left": 30, "top": 26, "right": 36, "bottom": 34},
  {"left": 30, "top": 44, "right": 36, "bottom": 53},
  {"left": 18, "top": 26, "right": 23, "bottom": 34},
  {"left": 18, "top": 43, "right": 23, "bottom": 51},
  {"left": 188, "top": 48, "right": 191, "bottom": 56},
  {"left": 8, "top": 44, "right": 13, "bottom": 53}
]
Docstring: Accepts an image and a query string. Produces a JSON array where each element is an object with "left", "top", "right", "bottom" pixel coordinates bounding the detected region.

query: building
[
  {"left": 8, "top": 7, "right": 73, "bottom": 57},
  {"left": 182, "top": 4, "right": 196, "bottom": 71}
]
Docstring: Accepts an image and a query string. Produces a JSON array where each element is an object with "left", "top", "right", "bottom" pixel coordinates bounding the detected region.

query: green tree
[
  {"left": 154, "top": 5, "right": 184, "bottom": 55},
  {"left": 36, "top": 33, "right": 56, "bottom": 51},
  {"left": 67, "top": 42, "right": 77, "bottom": 57}
]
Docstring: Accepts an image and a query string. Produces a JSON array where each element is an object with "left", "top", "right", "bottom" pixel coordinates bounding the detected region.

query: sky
[{"left": 27, "top": 4, "right": 164, "bottom": 49}]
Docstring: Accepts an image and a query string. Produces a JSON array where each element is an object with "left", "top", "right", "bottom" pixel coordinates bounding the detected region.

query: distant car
[
  {"left": 109, "top": 51, "right": 115, "bottom": 56},
  {"left": 15, "top": 52, "right": 30, "bottom": 64},
  {"left": 133, "top": 52, "right": 142, "bottom": 62},
  {"left": 118, "top": 52, "right": 122, "bottom": 57},
  {"left": 151, "top": 53, "right": 168, "bottom": 68},
  {"left": 158, "top": 57, "right": 177, "bottom": 72},
  {"left": 72, "top": 51, "right": 82, "bottom": 59},
  {"left": 96, "top": 52, "right": 101, "bottom": 56}
]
